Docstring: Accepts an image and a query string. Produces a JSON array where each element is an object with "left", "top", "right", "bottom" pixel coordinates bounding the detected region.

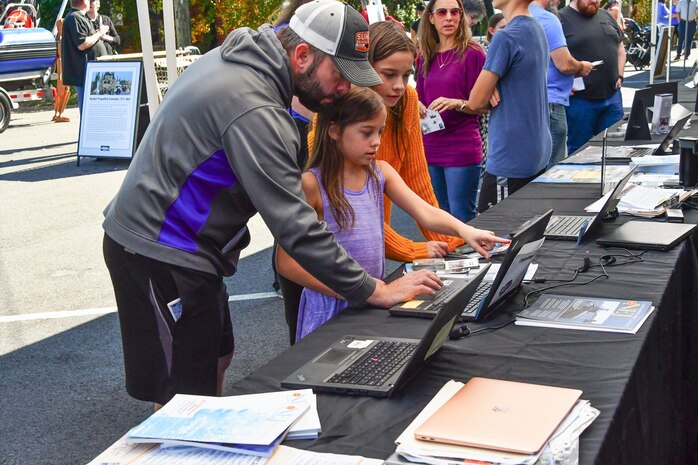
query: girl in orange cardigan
[
  {"left": 279, "top": 22, "right": 466, "bottom": 344},
  {"left": 309, "top": 21, "right": 465, "bottom": 262}
]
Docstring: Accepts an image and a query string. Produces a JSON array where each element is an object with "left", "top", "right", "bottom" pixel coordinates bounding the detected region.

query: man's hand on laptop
[{"left": 366, "top": 271, "right": 442, "bottom": 308}]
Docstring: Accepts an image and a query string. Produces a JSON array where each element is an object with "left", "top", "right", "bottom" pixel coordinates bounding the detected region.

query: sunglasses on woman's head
[{"left": 432, "top": 8, "right": 462, "bottom": 18}]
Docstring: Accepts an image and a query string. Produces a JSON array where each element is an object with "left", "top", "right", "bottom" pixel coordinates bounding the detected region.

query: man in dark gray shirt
[
  {"left": 103, "top": 0, "right": 452, "bottom": 408},
  {"left": 61, "top": 0, "right": 108, "bottom": 114},
  {"left": 558, "top": 0, "right": 626, "bottom": 154}
]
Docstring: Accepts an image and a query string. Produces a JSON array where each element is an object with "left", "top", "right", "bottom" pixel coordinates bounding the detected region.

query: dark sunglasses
[{"left": 432, "top": 7, "right": 462, "bottom": 18}]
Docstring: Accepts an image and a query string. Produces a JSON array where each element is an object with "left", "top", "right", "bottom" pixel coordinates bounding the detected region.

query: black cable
[{"left": 469, "top": 318, "right": 516, "bottom": 336}]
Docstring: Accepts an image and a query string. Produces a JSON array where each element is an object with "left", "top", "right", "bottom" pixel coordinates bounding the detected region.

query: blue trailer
[{"left": 0, "top": 1, "right": 57, "bottom": 133}]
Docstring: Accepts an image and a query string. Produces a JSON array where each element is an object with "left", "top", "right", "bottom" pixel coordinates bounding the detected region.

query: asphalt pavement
[{"left": 0, "top": 60, "right": 693, "bottom": 464}]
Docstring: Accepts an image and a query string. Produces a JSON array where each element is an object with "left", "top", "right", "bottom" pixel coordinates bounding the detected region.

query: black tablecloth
[{"left": 230, "top": 182, "right": 698, "bottom": 465}]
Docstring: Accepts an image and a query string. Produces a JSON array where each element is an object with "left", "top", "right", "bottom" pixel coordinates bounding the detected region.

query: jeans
[
  {"left": 676, "top": 19, "right": 697, "bottom": 58},
  {"left": 565, "top": 90, "right": 624, "bottom": 155},
  {"left": 548, "top": 103, "right": 568, "bottom": 168},
  {"left": 74, "top": 85, "right": 84, "bottom": 116},
  {"left": 428, "top": 164, "right": 480, "bottom": 223}
]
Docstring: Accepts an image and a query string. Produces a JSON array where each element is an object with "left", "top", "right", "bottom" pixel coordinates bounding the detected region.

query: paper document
[
  {"left": 126, "top": 391, "right": 310, "bottom": 447},
  {"left": 534, "top": 165, "right": 631, "bottom": 184},
  {"left": 420, "top": 109, "right": 445, "bottom": 135},
  {"left": 88, "top": 440, "right": 381, "bottom": 465},
  {"left": 585, "top": 184, "right": 685, "bottom": 216},
  {"left": 516, "top": 294, "right": 655, "bottom": 334},
  {"left": 631, "top": 155, "right": 680, "bottom": 166},
  {"left": 572, "top": 77, "right": 585, "bottom": 91}
]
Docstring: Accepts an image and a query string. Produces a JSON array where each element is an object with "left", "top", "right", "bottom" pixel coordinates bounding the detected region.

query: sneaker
[
  {"left": 53, "top": 116, "right": 70, "bottom": 123},
  {"left": 674, "top": 54, "right": 682, "bottom": 61}
]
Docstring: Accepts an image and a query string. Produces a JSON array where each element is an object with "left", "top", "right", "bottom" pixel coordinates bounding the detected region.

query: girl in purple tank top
[{"left": 277, "top": 87, "right": 508, "bottom": 341}]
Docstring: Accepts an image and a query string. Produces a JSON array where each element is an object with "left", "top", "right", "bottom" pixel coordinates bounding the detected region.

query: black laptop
[
  {"left": 389, "top": 211, "right": 552, "bottom": 322},
  {"left": 461, "top": 210, "right": 552, "bottom": 321},
  {"left": 610, "top": 105, "right": 692, "bottom": 159},
  {"left": 281, "top": 265, "right": 490, "bottom": 397},
  {"left": 596, "top": 221, "right": 696, "bottom": 251},
  {"left": 545, "top": 166, "right": 637, "bottom": 243}
]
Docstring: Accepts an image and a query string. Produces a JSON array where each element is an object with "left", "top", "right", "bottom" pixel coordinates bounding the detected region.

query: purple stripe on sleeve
[{"left": 158, "top": 150, "right": 237, "bottom": 252}]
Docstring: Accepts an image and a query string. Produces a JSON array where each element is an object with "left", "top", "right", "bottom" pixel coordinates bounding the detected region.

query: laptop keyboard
[
  {"left": 545, "top": 215, "right": 587, "bottom": 237},
  {"left": 462, "top": 281, "right": 493, "bottom": 317},
  {"left": 327, "top": 340, "right": 417, "bottom": 386},
  {"left": 399, "top": 279, "right": 462, "bottom": 314}
]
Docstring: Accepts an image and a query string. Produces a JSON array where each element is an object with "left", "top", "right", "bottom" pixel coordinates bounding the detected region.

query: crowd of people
[{"left": 99, "top": 0, "right": 629, "bottom": 408}]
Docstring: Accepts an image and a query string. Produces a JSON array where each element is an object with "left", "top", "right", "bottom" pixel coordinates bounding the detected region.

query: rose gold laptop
[{"left": 414, "top": 377, "right": 582, "bottom": 454}]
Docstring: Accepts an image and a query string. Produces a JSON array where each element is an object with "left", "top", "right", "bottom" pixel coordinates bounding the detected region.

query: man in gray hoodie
[{"left": 102, "top": 0, "right": 443, "bottom": 406}]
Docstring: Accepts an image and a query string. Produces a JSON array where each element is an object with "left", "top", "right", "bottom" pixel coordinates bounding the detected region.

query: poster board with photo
[{"left": 77, "top": 61, "right": 143, "bottom": 163}]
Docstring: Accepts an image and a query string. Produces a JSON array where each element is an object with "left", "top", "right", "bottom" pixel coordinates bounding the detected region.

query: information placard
[{"left": 77, "top": 61, "right": 142, "bottom": 163}]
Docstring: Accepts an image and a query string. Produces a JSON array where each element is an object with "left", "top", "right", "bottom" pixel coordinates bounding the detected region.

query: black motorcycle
[{"left": 624, "top": 18, "right": 652, "bottom": 70}]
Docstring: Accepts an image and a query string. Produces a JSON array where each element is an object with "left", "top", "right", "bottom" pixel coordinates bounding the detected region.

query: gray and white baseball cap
[{"left": 289, "top": 0, "right": 382, "bottom": 87}]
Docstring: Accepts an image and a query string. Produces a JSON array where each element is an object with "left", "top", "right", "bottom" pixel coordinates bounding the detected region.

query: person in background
[
  {"left": 559, "top": 0, "right": 625, "bottom": 154},
  {"left": 486, "top": 13, "right": 507, "bottom": 43},
  {"left": 658, "top": 0, "right": 671, "bottom": 26},
  {"left": 531, "top": 0, "right": 593, "bottom": 167},
  {"left": 86, "top": 0, "right": 119, "bottom": 55},
  {"left": 417, "top": 0, "right": 486, "bottom": 223},
  {"left": 479, "top": 12, "right": 507, "bottom": 176},
  {"left": 277, "top": 87, "right": 507, "bottom": 341},
  {"left": 62, "top": 0, "right": 108, "bottom": 115},
  {"left": 283, "top": 21, "right": 467, "bottom": 345},
  {"left": 672, "top": 0, "right": 680, "bottom": 46},
  {"left": 411, "top": 2, "right": 426, "bottom": 45},
  {"left": 463, "top": 0, "right": 487, "bottom": 34},
  {"left": 606, "top": 0, "right": 624, "bottom": 31},
  {"left": 52, "top": 18, "right": 72, "bottom": 123},
  {"left": 675, "top": 0, "right": 697, "bottom": 61},
  {"left": 468, "top": 0, "right": 552, "bottom": 213}
]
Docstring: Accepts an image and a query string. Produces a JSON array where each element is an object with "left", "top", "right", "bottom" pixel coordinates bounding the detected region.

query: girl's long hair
[
  {"left": 418, "top": 0, "right": 472, "bottom": 77},
  {"left": 307, "top": 87, "right": 386, "bottom": 231},
  {"left": 368, "top": 21, "right": 417, "bottom": 163}
]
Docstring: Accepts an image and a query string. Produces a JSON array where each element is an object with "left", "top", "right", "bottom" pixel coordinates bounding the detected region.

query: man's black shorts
[{"left": 103, "top": 234, "right": 234, "bottom": 405}]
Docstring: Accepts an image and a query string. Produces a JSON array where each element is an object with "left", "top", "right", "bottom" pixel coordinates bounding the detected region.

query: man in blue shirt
[{"left": 531, "top": 0, "right": 592, "bottom": 167}]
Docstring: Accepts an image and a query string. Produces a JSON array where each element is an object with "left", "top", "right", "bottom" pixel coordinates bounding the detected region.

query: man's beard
[
  {"left": 577, "top": 2, "right": 598, "bottom": 16},
  {"left": 293, "top": 56, "right": 341, "bottom": 113}
]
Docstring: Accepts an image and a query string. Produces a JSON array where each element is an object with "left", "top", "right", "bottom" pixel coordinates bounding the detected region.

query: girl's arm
[
  {"left": 277, "top": 246, "right": 338, "bottom": 297},
  {"left": 380, "top": 161, "right": 508, "bottom": 257},
  {"left": 276, "top": 173, "right": 337, "bottom": 297}
]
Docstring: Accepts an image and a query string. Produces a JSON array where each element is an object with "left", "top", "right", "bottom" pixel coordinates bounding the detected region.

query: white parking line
[{"left": 0, "top": 292, "right": 281, "bottom": 323}]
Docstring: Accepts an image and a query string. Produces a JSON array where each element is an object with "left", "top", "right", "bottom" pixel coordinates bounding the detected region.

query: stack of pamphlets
[
  {"left": 630, "top": 155, "right": 680, "bottom": 174},
  {"left": 88, "top": 441, "right": 382, "bottom": 465},
  {"left": 385, "top": 380, "right": 598, "bottom": 465},
  {"left": 124, "top": 389, "right": 320, "bottom": 457},
  {"left": 584, "top": 183, "right": 692, "bottom": 217},
  {"left": 532, "top": 165, "right": 631, "bottom": 184},
  {"left": 516, "top": 294, "right": 654, "bottom": 334}
]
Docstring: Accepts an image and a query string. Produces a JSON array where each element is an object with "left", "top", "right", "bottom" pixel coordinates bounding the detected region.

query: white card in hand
[
  {"left": 572, "top": 77, "right": 585, "bottom": 92},
  {"left": 420, "top": 109, "right": 446, "bottom": 135}
]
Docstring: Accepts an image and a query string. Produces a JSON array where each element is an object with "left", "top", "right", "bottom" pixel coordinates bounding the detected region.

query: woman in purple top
[
  {"left": 276, "top": 88, "right": 508, "bottom": 341},
  {"left": 416, "top": 0, "right": 486, "bottom": 223}
]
